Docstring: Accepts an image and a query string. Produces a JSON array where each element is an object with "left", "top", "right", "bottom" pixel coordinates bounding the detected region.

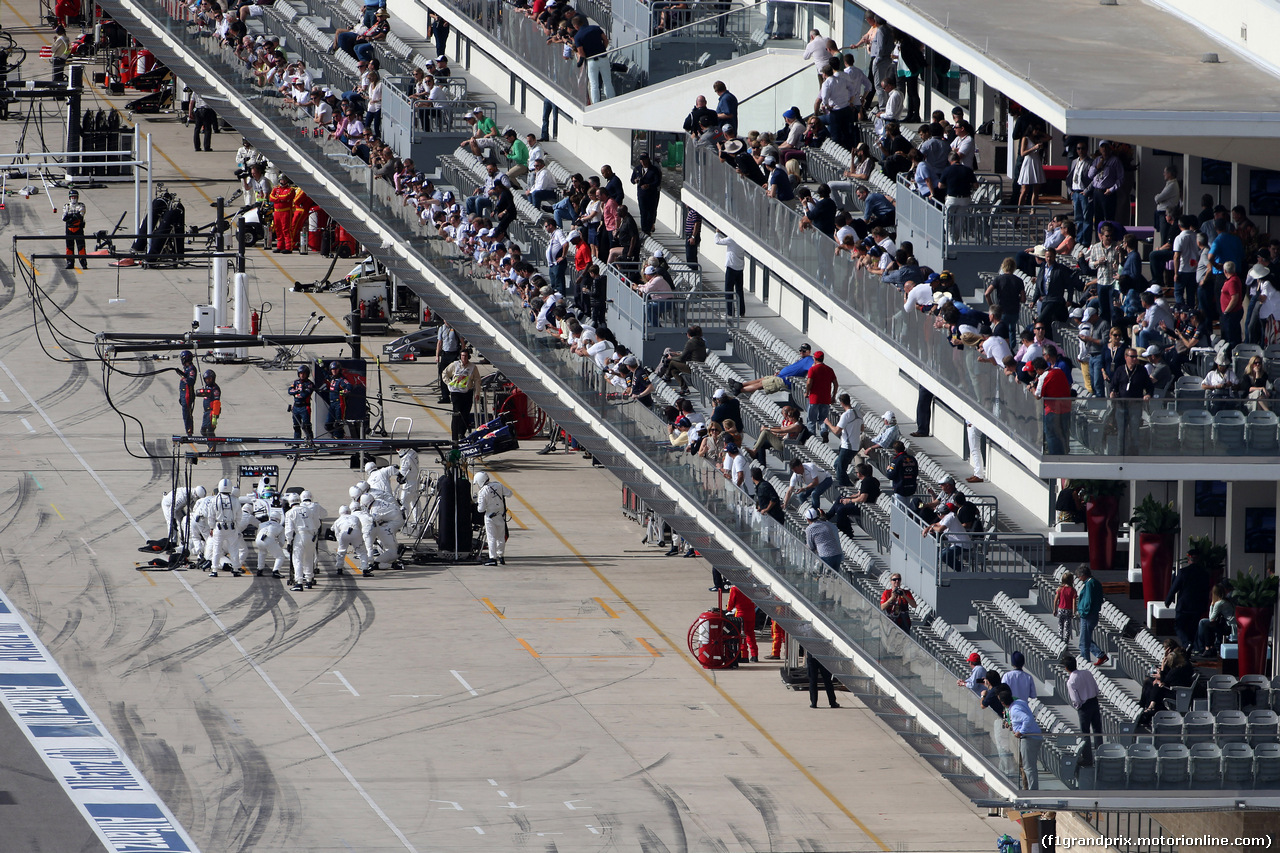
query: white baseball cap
[{"left": 803, "top": 507, "right": 820, "bottom": 521}]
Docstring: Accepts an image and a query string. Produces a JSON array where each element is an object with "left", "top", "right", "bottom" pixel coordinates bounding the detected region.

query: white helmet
[
  {"left": 364, "top": 461, "right": 378, "bottom": 475},
  {"left": 267, "top": 508, "right": 284, "bottom": 524},
  {"left": 194, "top": 485, "right": 207, "bottom": 499},
  {"left": 348, "top": 501, "right": 360, "bottom": 513},
  {"left": 353, "top": 481, "right": 369, "bottom": 495},
  {"left": 300, "top": 490, "right": 313, "bottom": 502},
  {"left": 473, "top": 471, "right": 490, "bottom": 488},
  {"left": 348, "top": 485, "right": 362, "bottom": 501},
  {"left": 339, "top": 505, "right": 351, "bottom": 516},
  {"left": 359, "top": 493, "right": 374, "bottom": 509},
  {"left": 285, "top": 492, "right": 301, "bottom": 506},
  {"left": 217, "top": 478, "right": 233, "bottom": 494},
  {"left": 398, "top": 447, "right": 411, "bottom": 456}
]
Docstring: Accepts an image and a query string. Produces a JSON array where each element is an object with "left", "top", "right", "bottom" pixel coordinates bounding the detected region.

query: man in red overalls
[
  {"left": 269, "top": 174, "right": 298, "bottom": 253},
  {"left": 725, "top": 584, "right": 758, "bottom": 663},
  {"left": 291, "top": 185, "right": 314, "bottom": 256}
]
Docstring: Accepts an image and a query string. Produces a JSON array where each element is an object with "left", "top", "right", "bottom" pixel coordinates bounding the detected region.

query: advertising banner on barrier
[{"left": 0, "top": 590, "right": 201, "bottom": 853}]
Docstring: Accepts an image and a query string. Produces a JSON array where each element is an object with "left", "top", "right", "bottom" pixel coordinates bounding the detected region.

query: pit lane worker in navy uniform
[
  {"left": 288, "top": 364, "right": 315, "bottom": 441},
  {"left": 177, "top": 350, "right": 198, "bottom": 436},
  {"left": 322, "top": 362, "right": 351, "bottom": 439},
  {"left": 195, "top": 368, "right": 222, "bottom": 437}
]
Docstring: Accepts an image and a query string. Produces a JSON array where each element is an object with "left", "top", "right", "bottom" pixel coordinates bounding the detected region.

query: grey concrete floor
[{"left": 0, "top": 9, "right": 1008, "bottom": 851}]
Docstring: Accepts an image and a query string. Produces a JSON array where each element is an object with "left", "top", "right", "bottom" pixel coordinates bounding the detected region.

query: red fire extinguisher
[
  {"left": 358, "top": 299, "right": 366, "bottom": 319},
  {"left": 250, "top": 309, "right": 260, "bottom": 336}
]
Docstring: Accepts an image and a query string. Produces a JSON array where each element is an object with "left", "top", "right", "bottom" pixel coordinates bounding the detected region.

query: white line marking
[
  {"left": 496, "top": 790, "right": 506, "bottom": 797},
  {"left": 564, "top": 800, "right": 585, "bottom": 810},
  {"left": 0, "top": 357, "right": 421, "bottom": 853},
  {"left": 79, "top": 537, "right": 97, "bottom": 556},
  {"left": 389, "top": 694, "right": 441, "bottom": 698},
  {"left": 0, "top": 387, "right": 9, "bottom": 402},
  {"left": 471, "top": 827, "right": 485, "bottom": 835},
  {"left": 499, "top": 802, "right": 525, "bottom": 809},
  {"left": 429, "top": 800, "right": 463, "bottom": 810},
  {"left": 587, "top": 825, "right": 600, "bottom": 834},
  {"left": 487, "top": 779, "right": 497, "bottom": 786},
  {"left": 450, "top": 670, "right": 478, "bottom": 696},
  {"left": 333, "top": 670, "right": 359, "bottom": 696},
  {"left": 20, "top": 418, "right": 34, "bottom": 433}
]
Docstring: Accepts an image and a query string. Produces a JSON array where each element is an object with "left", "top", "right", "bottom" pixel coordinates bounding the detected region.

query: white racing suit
[
  {"left": 284, "top": 503, "right": 321, "bottom": 585},
  {"left": 161, "top": 487, "right": 194, "bottom": 543},
  {"left": 332, "top": 513, "right": 368, "bottom": 573},
  {"left": 254, "top": 518, "right": 287, "bottom": 576},
  {"left": 397, "top": 450, "right": 421, "bottom": 523},
  {"left": 477, "top": 481, "right": 512, "bottom": 561},
  {"left": 205, "top": 492, "right": 243, "bottom": 573},
  {"left": 367, "top": 495, "right": 402, "bottom": 571}
]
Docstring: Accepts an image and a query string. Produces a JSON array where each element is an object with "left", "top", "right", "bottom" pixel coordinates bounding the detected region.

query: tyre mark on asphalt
[
  {"left": 196, "top": 702, "right": 301, "bottom": 853},
  {"left": 728, "top": 777, "right": 783, "bottom": 853}
]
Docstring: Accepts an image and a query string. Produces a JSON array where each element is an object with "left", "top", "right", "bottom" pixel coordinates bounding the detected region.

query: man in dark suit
[{"left": 1166, "top": 550, "right": 1211, "bottom": 653}]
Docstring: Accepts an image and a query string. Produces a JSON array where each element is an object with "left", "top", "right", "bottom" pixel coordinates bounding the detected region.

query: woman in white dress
[{"left": 1017, "top": 128, "right": 1047, "bottom": 207}]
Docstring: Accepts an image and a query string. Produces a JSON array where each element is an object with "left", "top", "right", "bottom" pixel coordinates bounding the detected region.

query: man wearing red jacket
[
  {"left": 269, "top": 175, "right": 299, "bottom": 253},
  {"left": 1030, "top": 356, "right": 1072, "bottom": 455},
  {"left": 725, "top": 584, "right": 758, "bottom": 663},
  {"left": 291, "top": 187, "right": 315, "bottom": 255}
]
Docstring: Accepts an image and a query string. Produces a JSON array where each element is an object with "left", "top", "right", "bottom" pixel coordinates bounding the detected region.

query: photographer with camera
[{"left": 879, "top": 573, "right": 916, "bottom": 633}]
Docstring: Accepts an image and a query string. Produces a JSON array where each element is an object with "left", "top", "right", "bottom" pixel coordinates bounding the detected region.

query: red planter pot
[
  {"left": 1138, "top": 532, "right": 1175, "bottom": 604},
  {"left": 1235, "top": 606, "right": 1273, "bottom": 678},
  {"left": 1085, "top": 496, "right": 1120, "bottom": 573}
]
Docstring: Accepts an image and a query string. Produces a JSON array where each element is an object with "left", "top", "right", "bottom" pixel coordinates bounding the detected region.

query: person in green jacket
[
  {"left": 1076, "top": 566, "right": 1108, "bottom": 666},
  {"left": 503, "top": 128, "right": 530, "bottom": 187}
]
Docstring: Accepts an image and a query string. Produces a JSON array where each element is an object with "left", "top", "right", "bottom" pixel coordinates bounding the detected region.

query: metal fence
[{"left": 606, "top": 265, "right": 731, "bottom": 342}]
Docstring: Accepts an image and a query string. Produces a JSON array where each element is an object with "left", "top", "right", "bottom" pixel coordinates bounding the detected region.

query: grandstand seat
[
  {"left": 1174, "top": 376, "right": 1205, "bottom": 413},
  {"left": 1217, "top": 709, "right": 1249, "bottom": 744},
  {"left": 1254, "top": 742, "right": 1280, "bottom": 787},
  {"left": 1156, "top": 743, "right": 1190, "bottom": 788},
  {"left": 1213, "top": 410, "right": 1247, "bottom": 455},
  {"left": 1233, "top": 343, "right": 1263, "bottom": 376},
  {"left": 1189, "top": 742, "right": 1222, "bottom": 786},
  {"left": 1094, "top": 743, "right": 1127, "bottom": 789},
  {"left": 1247, "top": 410, "right": 1279, "bottom": 453},
  {"left": 1222, "top": 742, "right": 1255, "bottom": 788},
  {"left": 1240, "top": 674, "right": 1271, "bottom": 710},
  {"left": 1183, "top": 709, "right": 1215, "bottom": 745},
  {"left": 1247, "top": 709, "right": 1278, "bottom": 746},
  {"left": 1151, "top": 710, "right": 1183, "bottom": 744},
  {"left": 1209, "top": 674, "right": 1240, "bottom": 713},
  {"left": 1180, "top": 410, "right": 1213, "bottom": 455},
  {"left": 1148, "top": 410, "right": 1180, "bottom": 452},
  {"left": 1170, "top": 671, "right": 1200, "bottom": 714},
  {"left": 1126, "top": 742, "right": 1158, "bottom": 788}
]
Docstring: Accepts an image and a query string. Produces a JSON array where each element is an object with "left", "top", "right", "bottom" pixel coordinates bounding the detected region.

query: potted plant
[
  {"left": 1077, "top": 479, "right": 1125, "bottom": 572},
  {"left": 1186, "top": 535, "right": 1228, "bottom": 592},
  {"left": 1130, "top": 495, "right": 1180, "bottom": 604},
  {"left": 1230, "top": 566, "right": 1277, "bottom": 678}
]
